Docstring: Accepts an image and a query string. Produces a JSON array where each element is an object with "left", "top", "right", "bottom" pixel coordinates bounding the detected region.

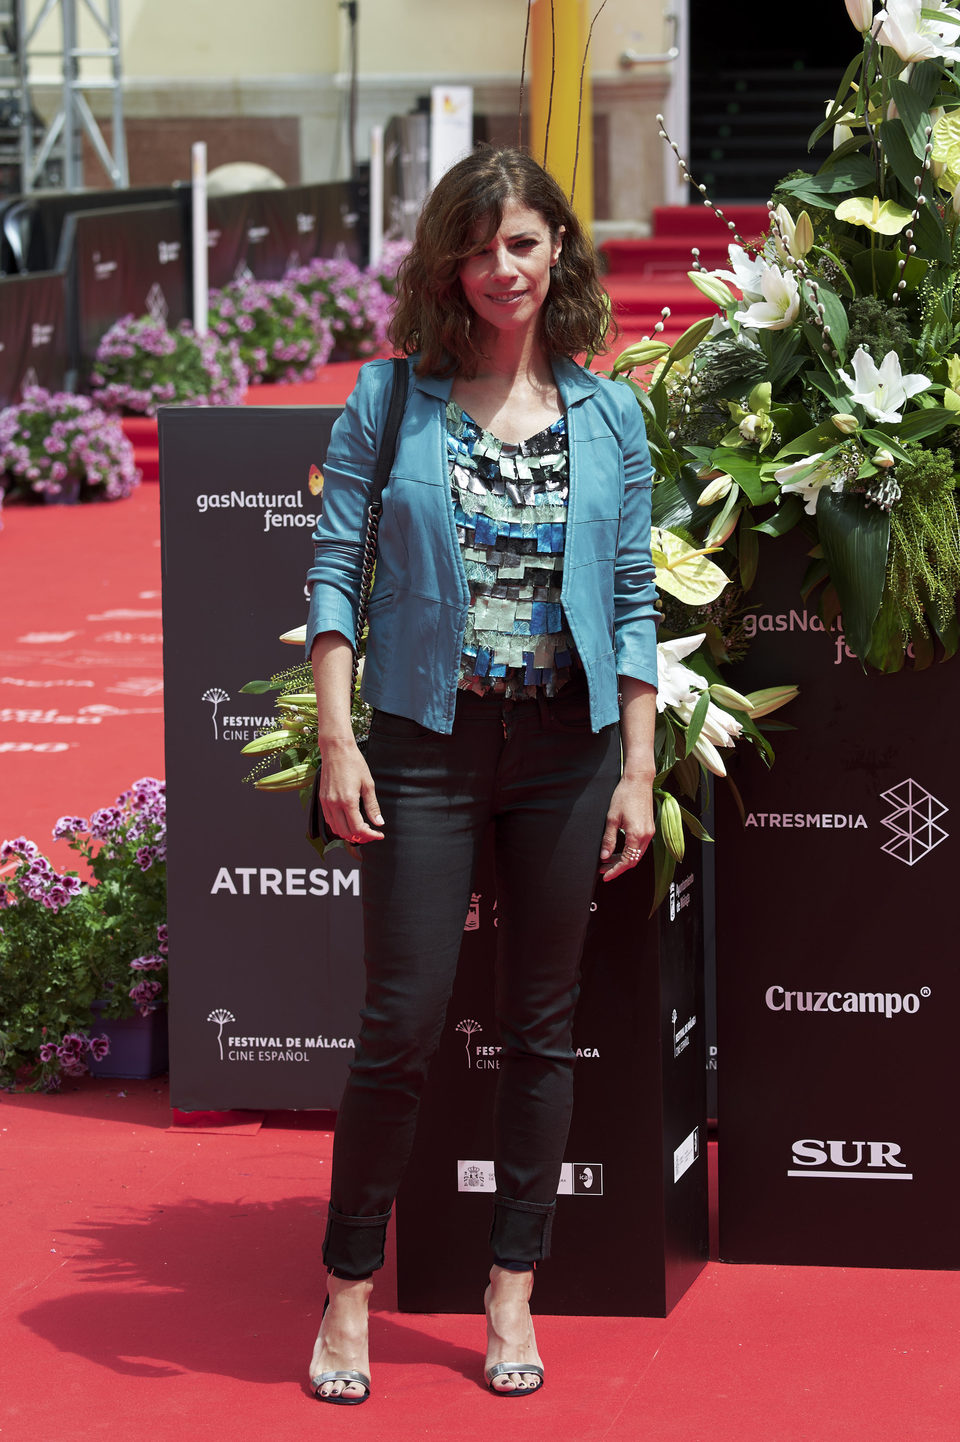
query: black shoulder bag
[{"left": 308, "top": 356, "right": 409, "bottom": 844}]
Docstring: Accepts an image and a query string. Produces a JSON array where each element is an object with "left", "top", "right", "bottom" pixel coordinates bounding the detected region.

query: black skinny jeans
[{"left": 322, "top": 677, "right": 621, "bottom": 1278}]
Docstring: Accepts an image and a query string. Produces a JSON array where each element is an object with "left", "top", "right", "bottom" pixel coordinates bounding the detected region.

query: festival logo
[
  {"left": 455, "top": 1018, "right": 482, "bottom": 1067},
  {"left": 206, "top": 1007, "right": 354, "bottom": 1063},
  {"left": 880, "top": 779, "right": 948, "bottom": 866},
  {"left": 207, "top": 1008, "right": 235, "bottom": 1061},
  {"left": 202, "top": 687, "right": 230, "bottom": 739}
]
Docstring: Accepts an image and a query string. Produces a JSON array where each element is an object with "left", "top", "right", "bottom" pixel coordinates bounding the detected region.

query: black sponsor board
[
  {"left": 715, "top": 530, "right": 959, "bottom": 1268},
  {"left": 0, "top": 271, "right": 67, "bottom": 406},
  {"left": 61, "top": 202, "right": 189, "bottom": 387},
  {"left": 396, "top": 834, "right": 708, "bottom": 1317},
  {"left": 159, "top": 406, "right": 364, "bottom": 1110},
  {"left": 206, "top": 182, "right": 363, "bottom": 290}
]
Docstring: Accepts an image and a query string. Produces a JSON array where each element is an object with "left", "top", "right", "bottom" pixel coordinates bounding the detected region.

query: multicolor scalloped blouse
[{"left": 446, "top": 399, "right": 579, "bottom": 699}]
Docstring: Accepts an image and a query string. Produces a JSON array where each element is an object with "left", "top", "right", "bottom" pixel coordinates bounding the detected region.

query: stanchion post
[
  {"left": 369, "top": 124, "right": 384, "bottom": 269},
  {"left": 191, "top": 142, "right": 209, "bottom": 336}
]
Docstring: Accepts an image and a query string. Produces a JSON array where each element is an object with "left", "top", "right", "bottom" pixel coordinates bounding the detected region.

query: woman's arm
[
  {"left": 310, "top": 631, "right": 384, "bottom": 843},
  {"left": 599, "top": 675, "right": 656, "bottom": 881}
]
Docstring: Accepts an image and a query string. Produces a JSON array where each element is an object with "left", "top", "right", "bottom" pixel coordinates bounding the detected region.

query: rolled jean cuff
[
  {"left": 322, "top": 1203, "right": 392, "bottom": 1278},
  {"left": 489, "top": 1194, "right": 555, "bottom": 1266}
]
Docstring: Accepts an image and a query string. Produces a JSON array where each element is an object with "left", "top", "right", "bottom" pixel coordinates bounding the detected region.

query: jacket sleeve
[
  {"left": 613, "top": 384, "right": 660, "bottom": 690},
  {"left": 304, "top": 360, "right": 389, "bottom": 658}
]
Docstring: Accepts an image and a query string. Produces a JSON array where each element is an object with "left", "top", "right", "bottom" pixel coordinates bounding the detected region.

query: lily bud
[
  {"left": 844, "top": 0, "right": 874, "bottom": 33},
  {"left": 794, "top": 211, "right": 814, "bottom": 257},
  {"left": 875, "top": 449, "right": 895, "bottom": 468},
  {"left": 831, "top": 412, "right": 860, "bottom": 434},
  {"left": 241, "top": 729, "right": 299, "bottom": 755},
  {"left": 659, "top": 793, "right": 686, "bottom": 863},
  {"left": 688, "top": 271, "right": 737, "bottom": 309},
  {"left": 612, "top": 339, "right": 671, "bottom": 374},
  {"left": 280, "top": 625, "right": 307, "bottom": 645},
  {"left": 276, "top": 693, "right": 318, "bottom": 709},
  {"left": 744, "top": 684, "right": 800, "bottom": 718},
  {"left": 697, "top": 474, "right": 734, "bottom": 507},
  {"left": 253, "top": 762, "right": 316, "bottom": 792},
  {"left": 708, "top": 683, "right": 756, "bottom": 714},
  {"left": 691, "top": 734, "right": 727, "bottom": 777},
  {"left": 706, "top": 504, "right": 742, "bottom": 547}
]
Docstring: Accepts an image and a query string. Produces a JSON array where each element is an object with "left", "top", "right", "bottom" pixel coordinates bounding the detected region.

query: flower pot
[{"left": 87, "top": 1003, "right": 169, "bottom": 1079}]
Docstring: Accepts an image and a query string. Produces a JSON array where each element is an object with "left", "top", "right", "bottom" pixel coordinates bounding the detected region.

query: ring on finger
[{"left": 622, "top": 846, "right": 643, "bottom": 862}]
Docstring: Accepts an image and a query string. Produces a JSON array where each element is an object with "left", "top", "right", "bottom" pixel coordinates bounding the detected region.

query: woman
[{"left": 305, "top": 147, "right": 659, "bottom": 1402}]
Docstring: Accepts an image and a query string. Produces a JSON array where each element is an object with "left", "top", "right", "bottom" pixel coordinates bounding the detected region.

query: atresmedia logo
[{"left": 880, "top": 779, "right": 948, "bottom": 866}]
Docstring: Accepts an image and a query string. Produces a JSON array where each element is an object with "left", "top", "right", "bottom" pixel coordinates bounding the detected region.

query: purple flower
[
  {"left": 38, "top": 1043, "right": 57, "bottom": 1064},
  {"left": 129, "top": 954, "right": 164, "bottom": 971},
  {"left": 88, "top": 1035, "right": 110, "bottom": 1061},
  {"left": 53, "top": 816, "right": 88, "bottom": 839},
  {"left": 129, "top": 978, "right": 163, "bottom": 1015}
]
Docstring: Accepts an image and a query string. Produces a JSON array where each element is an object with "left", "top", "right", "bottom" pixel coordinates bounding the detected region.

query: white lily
[
  {"left": 656, "top": 634, "right": 743, "bottom": 773},
  {"left": 738, "top": 263, "right": 800, "bottom": 331},
  {"left": 876, "top": 0, "right": 960, "bottom": 63},
  {"left": 838, "top": 346, "right": 931, "bottom": 423},
  {"left": 707, "top": 244, "right": 767, "bottom": 302},
  {"left": 656, "top": 634, "right": 710, "bottom": 713},
  {"left": 773, "top": 453, "right": 838, "bottom": 515}
]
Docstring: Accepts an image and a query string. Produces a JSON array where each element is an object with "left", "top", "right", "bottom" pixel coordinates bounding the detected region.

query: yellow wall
[{"left": 24, "top": 0, "right": 669, "bottom": 82}]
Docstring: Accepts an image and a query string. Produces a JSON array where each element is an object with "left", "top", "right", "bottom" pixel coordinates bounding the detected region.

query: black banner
[
  {"left": 0, "top": 271, "right": 67, "bottom": 406},
  {"left": 396, "top": 835, "right": 708, "bottom": 1316},
  {"left": 715, "top": 531, "right": 959, "bottom": 1269},
  {"left": 61, "top": 201, "right": 189, "bottom": 387},
  {"left": 159, "top": 405, "right": 365, "bottom": 1110},
  {"left": 206, "top": 182, "right": 363, "bottom": 290}
]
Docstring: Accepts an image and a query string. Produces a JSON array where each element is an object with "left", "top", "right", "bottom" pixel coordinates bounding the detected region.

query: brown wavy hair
[{"left": 388, "top": 146, "right": 613, "bottom": 377}]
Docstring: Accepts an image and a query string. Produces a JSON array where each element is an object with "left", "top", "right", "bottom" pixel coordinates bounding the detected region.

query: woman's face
[{"left": 458, "top": 197, "right": 564, "bottom": 339}]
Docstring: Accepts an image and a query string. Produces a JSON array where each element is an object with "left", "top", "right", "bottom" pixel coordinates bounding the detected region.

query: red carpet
[
  {"left": 2, "top": 1077, "right": 957, "bottom": 1442},
  {"left": 2, "top": 272, "right": 958, "bottom": 1442}
]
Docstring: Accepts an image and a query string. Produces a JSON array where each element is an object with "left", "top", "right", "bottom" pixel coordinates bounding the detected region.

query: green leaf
[
  {"left": 240, "top": 679, "right": 277, "bottom": 694},
  {"left": 803, "top": 279, "right": 848, "bottom": 359},
  {"left": 912, "top": 199, "right": 951, "bottom": 264},
  {"left": 807, "top": 53, "right": 865, "bottom": 146},
  {"left": 650, "top": 464, "right": 708, "bottom": 532},
  {"left": 681, "top": 687, "right": 711, "bottom": 756},
  {"left": 779, "top": 156, "right": 875, "bottom": 203},
  {"left": 753, "top": 494, "right": 804, "bottom": 536},
  {"left": 815, "top": 492, "right": 890, "bottom": 660},
  {"left": 706, "top": 448, "right": 767, "bottom": 505},
  {"left": 678, "top": 804, "right": 713, "bottom": 842},
  {"left": 888, "top": 79, "right": 936, "bottom": 160},
  {"left": 648, "top": 831, "right": 677, "bottom": 918},
  {"left": 894, "top": 406, "right": 956, "bottom": 441},
  {"left": 739, "top": 511, "right": 759, "bottom": 589}
]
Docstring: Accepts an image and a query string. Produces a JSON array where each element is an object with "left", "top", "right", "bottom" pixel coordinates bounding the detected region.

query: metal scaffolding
[{"left": 3, "top": 0, "right": 128, "bottom": 192}]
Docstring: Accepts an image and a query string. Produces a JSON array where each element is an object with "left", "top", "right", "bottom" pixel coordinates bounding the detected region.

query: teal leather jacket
[{"left": 305, "top": 354, "right": 659, "bottom": 734}]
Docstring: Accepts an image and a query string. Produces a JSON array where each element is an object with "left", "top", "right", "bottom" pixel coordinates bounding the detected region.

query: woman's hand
[
  {"left": 311, "top": 631, "right": 384, "bottom": 845},
  {"left": 599, "top": 772, "right": 654, "bottom": 882},
  {"left": 599, "top": 675, "right": 657, "bottom": 882},
  {"left": 319, "top": 739, "right": 384, "bottom": 844}
]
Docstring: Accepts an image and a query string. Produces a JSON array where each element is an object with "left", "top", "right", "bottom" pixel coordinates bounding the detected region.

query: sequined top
[{"left": 445, "top": 399, "right": 579, "bottom": 698}]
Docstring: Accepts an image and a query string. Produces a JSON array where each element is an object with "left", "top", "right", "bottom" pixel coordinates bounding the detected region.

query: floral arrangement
[
  {"left": 90, "top": 314, "right": 248, "bottom": 416},
  {"left": 0, "top": 387, "right": 140, "bottom": 505},
  {"left": 629, "top": 0, "right": 960, "bottom": 673},
  {"left": 0, "top": 778, "right": 167, "bottom": 1091},
  {"left": 208, "top": 277, "right": 335, "bottom": 384},
  {"left": 286, "top": 254, "right": 399, "bottom": 359}
]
